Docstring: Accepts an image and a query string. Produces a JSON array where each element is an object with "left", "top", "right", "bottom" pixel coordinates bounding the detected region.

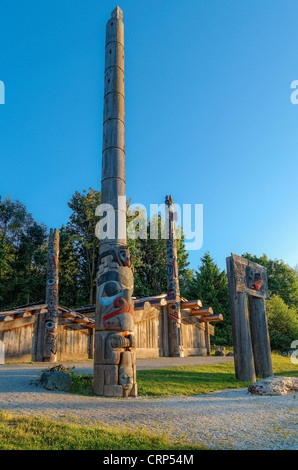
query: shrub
[{"left": 266, "top": 294, "right": 298, "bottom": 352}]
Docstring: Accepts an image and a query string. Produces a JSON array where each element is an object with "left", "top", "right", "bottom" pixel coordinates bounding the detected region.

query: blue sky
[{"left": 0, "top": 0, "right": 298, "bottom": 272}]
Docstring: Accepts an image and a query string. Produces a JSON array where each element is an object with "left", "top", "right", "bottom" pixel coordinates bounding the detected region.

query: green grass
[
  {"left": 1, "top": 353, "right": 297, "bottom": 450},
  {"left": 137, "top": 354, "right": 298, "bottom": 397},
  {"left": 137, "top": 363, "right": 247, "bottom": 396},
  {"left": 0, "top": 411, "right": 206, "bottom": 450},
  {"left": 66, "top": 353, "right": 298, "bottom": 397}
]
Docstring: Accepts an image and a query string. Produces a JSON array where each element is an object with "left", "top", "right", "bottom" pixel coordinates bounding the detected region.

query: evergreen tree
[
  {"left": 0, "top": 196, "right": 47, "bottom": 308},
  {"left": 128, "top": 213, "right": 190, "bottom": 298},
  {"left": 62, "top": 188, "right": 101, "bottom": 306},
  {"left": 186, "top": 252, "right": 232, "bottom": 345}
]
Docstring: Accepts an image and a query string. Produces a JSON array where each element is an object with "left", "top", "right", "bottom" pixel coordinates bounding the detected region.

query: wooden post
[
  {"left": 93, "top": 7, "right": 137, "bottom": 398},
  {"left": 248, "top": 296, "right": 273, "bottom": 378},
  {"left": 204, "top": 323, "right": 211, "bottom": 356},
  {"left": 88, "top": 328, "right": 94, "bottom": 359},
  {"left": 162, "top": 305, "right": 169, "bottom": 357},
  {"left": 165, "top": 195, "right": 183, "bottom": 357},
  {"left": 226, "top": 256, "right": 256, "bottom": 382},
  {"left": 43, "top": 228, "right": 59, "bottom": 362}
]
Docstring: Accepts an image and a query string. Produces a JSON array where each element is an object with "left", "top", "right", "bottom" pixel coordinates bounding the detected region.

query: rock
[
  {"left": 215, "top": 349, "right": 225, "bottom": 356},
  {"left": 227, "top": 352, "right": 234, "bottom": 356},
  {"left": 40, "top": 370, "right": 72, "bottom": 392},
  {"left": 47, "top": 364, "right": 70, "bottom": 374},
  {"left": 248, "top": 376, "right": 298, "bottom": 396}
]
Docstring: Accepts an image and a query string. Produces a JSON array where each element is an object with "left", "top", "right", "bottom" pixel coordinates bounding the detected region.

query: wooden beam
[
  {"left": 199, "top": 314, "right": 223, "bottom": 322},
  {"left": 0, "top": 304, "right": 47, "bottom": 316},
  {"left": 74, "top": 316, "right": 90, "bottom": 324},
  {"left": 62, "top": 312, "right": 77, "bottom": 319},
  {"left": 134, "top": 295, "right": 168, "bottom": 310},
  {"left": 0, "top": 316, "right": 35, "bottom": 333},
  {"left": 4, "top": 316, "right": 14, "bottom": 322},
  {"left": 181, "top": 299, "right": 202, "bottom": 310},
  {"left": 23, "top": 311, "right": 32, "bottom": 318},
  {"left": 191, "top": 307, "right": 213, "bottom": 316}
]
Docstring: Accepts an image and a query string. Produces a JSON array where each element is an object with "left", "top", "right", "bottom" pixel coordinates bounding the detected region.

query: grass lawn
[
  {"left": 70, "top": 353, "right": 298, "bottom": 397},
  {"left": 0, "top": 411, "right": 206, "bottom": 450},
  {"left": 1, "top": 353, "right": 296, "bottom": 450},
  {"left": 137, "top": 353, "right": 298, "bottom": 396}
]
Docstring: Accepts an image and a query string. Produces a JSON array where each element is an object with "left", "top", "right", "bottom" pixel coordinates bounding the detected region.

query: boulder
[
  {"left": 227, "top": 352, "right": 234, "bottom": 357},
  {"left": 248, "top": 376, "right": 298, "bottom": 396},
  {"left": 40, "top": 370, "right": 72, "bottom": 392},
  {"left": 47, "top": 364, "right": 70, "bottom": 373},
  {"left": 215, "top": 349, "right": 225, "bottom": 356}
]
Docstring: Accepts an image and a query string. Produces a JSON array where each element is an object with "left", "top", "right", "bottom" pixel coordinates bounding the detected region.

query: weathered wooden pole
[
  {"left": 44, "top": 228, "right": 59, "bottom": 363},
  {"left": 248, "top": 296, "right": 273, "bottom": 378},
  {"left": 226, "top": 256, "right": 256, "bottom": 382},
  {"left": 93, "top": 7, "right": 137, "bottom": 397},
  {"left": 165, "top": 195, "right": 184, "bottom": 357}
]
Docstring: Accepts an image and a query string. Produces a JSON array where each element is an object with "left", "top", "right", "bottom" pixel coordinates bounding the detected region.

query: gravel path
[{"left": 0, "top": 357, "right": 297, "bottom": 450}]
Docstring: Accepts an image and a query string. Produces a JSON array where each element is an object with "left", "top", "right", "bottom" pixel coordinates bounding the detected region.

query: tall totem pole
[
  {"left": 93, "top": 7, "right": 137, "bottom": 397},
  {"left": 165, "top": 195, "right": 184, "bottom": 357},
  {"left": 44, "top": 228, "right": 59, "bottom": 362}
]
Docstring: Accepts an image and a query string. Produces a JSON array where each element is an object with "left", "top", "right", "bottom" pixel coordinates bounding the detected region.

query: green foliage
[
  {"left": 128, "top": 213, "right": 190, "bottom": 297},
  {"left": 265, "top": 294, "right": 298, "bottom": 352},
  {"left": 59, "top": 188, "right": 101, "bottom": 307},
  {"left": 0, "top": 196, "right": 47, "bottom": 308},
  {"left": 185, "top": 252, "right": 232, "bottom": 346}
]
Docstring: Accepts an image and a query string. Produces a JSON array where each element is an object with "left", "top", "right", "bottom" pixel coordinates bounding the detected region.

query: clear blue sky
[{"left": 0, "top": 0, "right": 298, "bottom": 272}]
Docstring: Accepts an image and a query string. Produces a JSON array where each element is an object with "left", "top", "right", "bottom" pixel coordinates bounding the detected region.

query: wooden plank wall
[
  {"left": 57, "top": 323, "right": 90, "bottom": 361},
  {"left": 134, "top": 305, "right": 208, "bottom": 358},
  {"left": 0, "top": 313, "right": 93, "bottom": 363},
  {"left": 181, "top": 321, "right": 208, "bottom": 356},
  {"left": 0, "top": 322, "right": 34, "bottom": 362},
  {"left": 0, "top": 308, "right": 210, "bottom": 362},
  {"left": 135, "top": 315, "right": 160, "bottom": 358}
]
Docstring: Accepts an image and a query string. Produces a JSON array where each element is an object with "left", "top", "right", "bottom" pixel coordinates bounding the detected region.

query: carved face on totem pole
[
  {"left": 97, "top": 244, "right": 134, "bottom": 332},
  {"left": 118, "top": 351, "right": 134, "bottom": 397},
  {"left": 245, "top": 267, "right": 263, "bottom": 291}
]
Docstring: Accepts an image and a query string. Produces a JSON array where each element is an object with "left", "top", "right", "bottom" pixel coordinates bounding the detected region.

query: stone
[
  {"left": 215, "top": 349, "right": 225, "bottom": 356},
  {"left": 227, "top": 352, "right": 234, "bottom": 356},
  {"left": 47, "top": 363, "right": 70, "bottom": 373},
  {"left": 248, "top": 376, "right": 298, "bottom": 396},
  {"left": 40, "top": 370, "right": 72, "bottom": 392}
]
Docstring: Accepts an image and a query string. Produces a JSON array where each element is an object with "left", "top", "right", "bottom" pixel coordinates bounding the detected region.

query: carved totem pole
[
  {"left": 44, "top": 228, "right": 59, "bottom": 362},
  {"left": 165, "top": 195, "right": 184, "bottom": 357},
  {"left": 93, "top": 7, "right": 137, "bottom": 397},
  {"left": 226, "top": 253, "right": 273, "bottom": 382}
]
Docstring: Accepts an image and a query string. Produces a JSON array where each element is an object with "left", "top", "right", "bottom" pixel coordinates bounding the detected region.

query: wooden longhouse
[{"left": 0, "top": 294, "right": 222, "bottom": 363}]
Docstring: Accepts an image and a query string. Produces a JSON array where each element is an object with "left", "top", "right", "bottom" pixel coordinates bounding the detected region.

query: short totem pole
[
  {"left": 226, "top": 253, "right": 273, "bottom": 382},
  {"left": 44, "top": 228, "right": 59, "bottom": 362},
  {"left": 93, "top": 7, "right": 137, "bottom": 397},
  {"left": 165, "top": 195, "right": 184, "bottom": 357}
]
